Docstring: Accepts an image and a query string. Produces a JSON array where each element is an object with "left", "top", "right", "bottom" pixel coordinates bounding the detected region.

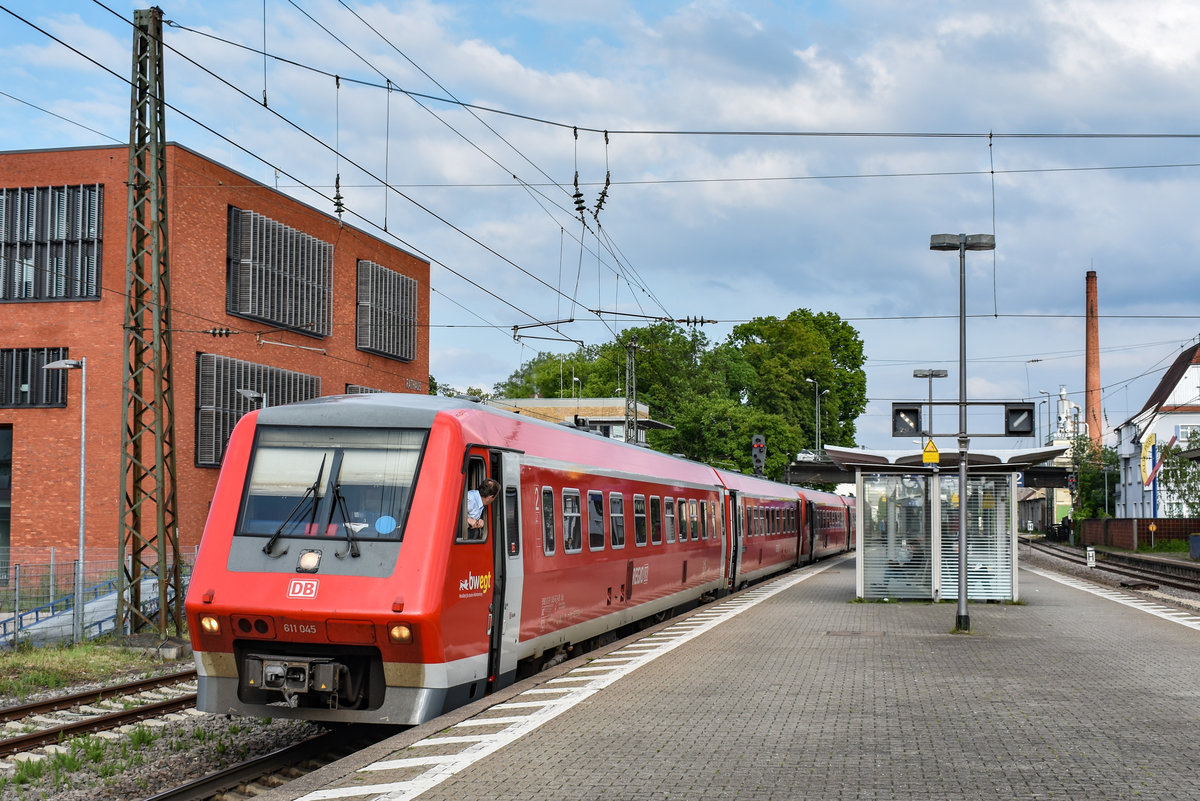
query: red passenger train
[{"left": 185, "top": 394, "right": 854, "bottom": 725}]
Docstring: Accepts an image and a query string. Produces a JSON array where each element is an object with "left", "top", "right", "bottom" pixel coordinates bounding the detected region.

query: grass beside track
[{"left": 0, "top": 641, "right": 177, "bottom": 703}]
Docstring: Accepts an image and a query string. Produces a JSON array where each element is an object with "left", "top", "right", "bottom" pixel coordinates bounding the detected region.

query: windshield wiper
[
  {"left": 330, "top": 482, "right": 362, "bottom": 559},
  {"left": 263, "top": 454, "right": 327, "bottom": 557}
]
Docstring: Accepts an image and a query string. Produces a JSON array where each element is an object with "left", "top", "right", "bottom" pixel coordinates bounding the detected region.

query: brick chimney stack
[{"left": 1085, "top": 270, "right": 1101, "bottom": 445}]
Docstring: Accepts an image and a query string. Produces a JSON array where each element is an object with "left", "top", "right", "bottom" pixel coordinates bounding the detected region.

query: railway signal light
[
  {"left": 891, "top": 404, "right": 922, "bottom": 437},
  {"left": 1004, "top": 403, "right": 1035, "bottom": 436},
  {"left": 751, "top": 434, "right": 766, "bottom": 474}
]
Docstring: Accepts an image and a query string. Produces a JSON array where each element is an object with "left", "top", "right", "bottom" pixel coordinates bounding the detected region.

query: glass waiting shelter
[{"left": 824, "top": 446, "right": 1065, "bottom": 602}]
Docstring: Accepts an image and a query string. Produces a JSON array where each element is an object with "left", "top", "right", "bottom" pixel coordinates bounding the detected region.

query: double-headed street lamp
[
  {"left": 913, "top": 368, "right": 948, "bottom": 447},
  {"left": 930, "top": 232, "right": 996, "bottom": 633},
  {"left": 805, "top": 378, "right": 829, "bottom": 455},
  {"left": 43, "top": 357, "right": 87, "bottom": 644}
]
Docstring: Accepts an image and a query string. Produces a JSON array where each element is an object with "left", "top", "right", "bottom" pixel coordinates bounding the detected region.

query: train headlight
[
  {"left": 200, "top": 615, "right": 221, "bottom": 635},
  {"left": 297, "top": 549, "right": 322, "bottom": 573},
  {"left": 388, "top": 623, "right": 413, "bottom": 644}
]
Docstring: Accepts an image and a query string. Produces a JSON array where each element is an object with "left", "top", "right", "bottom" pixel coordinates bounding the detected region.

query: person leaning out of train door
[{"left": 467, "top": 478, "right": 500, "bottom": 530}]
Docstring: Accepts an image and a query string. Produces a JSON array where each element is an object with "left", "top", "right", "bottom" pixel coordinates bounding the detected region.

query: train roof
[{"left": 257, "top": 393, "right": 723, "bottom": 485}]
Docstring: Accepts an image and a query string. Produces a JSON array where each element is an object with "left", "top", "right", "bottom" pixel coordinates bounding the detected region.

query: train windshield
[{"left": 237, "top": 426, "right": 426, "bottom": 544}]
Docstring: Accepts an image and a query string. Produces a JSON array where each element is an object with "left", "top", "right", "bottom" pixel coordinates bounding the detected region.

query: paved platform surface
[{"left": 261, "top": 556, "right": 1200, "bottom": 801}]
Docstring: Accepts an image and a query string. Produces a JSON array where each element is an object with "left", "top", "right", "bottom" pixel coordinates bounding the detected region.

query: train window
[
  {"left": 588, "top": 490, "right": 605, "bottom": 551},
  {"left": 744, "top": 507, "right": 752, "bottom": 538},
  {"left": 562, "top": 490, "right": 582, "bottom": 553},
  {"left": 689, "top": 499, "right": 699, "bottom": 540},
  {"left": 458, "top": 458, "right": 490, "bottom": 544},
  {"left": 650, "top": 497, "right": 662, "bottom": 545},
  {"left": 699, "top": 500, "right": 708, "bottom": 540},
  {"left": 633, "top": 495, "right": 647, "bottom": 546},
  {"left": 664, "top": 498, "right": 676, "bottom": 544},
  {"left": 239, "top": 427, "right": 425, "bottom": 545},
  {"left": 609, "top": 493, "right": 626, "bottom": 549},
  {"left": 505, "top": 487, "right": 519, "bottom": 558},
  {"left": 542, "top": 488, "right": 556, "bottom": 556}
]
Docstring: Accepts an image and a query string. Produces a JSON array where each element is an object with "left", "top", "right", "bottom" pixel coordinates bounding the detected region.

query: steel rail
[
  {"left": 0, "top": 669, "right": 197, "bottom": 724},
  {"left": 0, "top": 691, "right": 198, "bottom": 758}
]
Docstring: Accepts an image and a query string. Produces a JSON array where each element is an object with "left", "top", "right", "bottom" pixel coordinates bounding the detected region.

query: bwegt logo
[{"left": 459, "top": 571, "right": 493, "bottom": 594}]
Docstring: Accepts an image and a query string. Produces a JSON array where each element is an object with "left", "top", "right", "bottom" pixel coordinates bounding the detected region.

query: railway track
[
  {"left": 139, "top": 725, "right": 394, "bottom": 801},
  {"left": 0, "top": 669, "right": 198, "bottom": 758},
  {"left": 1022, "top": 537, "right": 1200, "bottom": 595}
]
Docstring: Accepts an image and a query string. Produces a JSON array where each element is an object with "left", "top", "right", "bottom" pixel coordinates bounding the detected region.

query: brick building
[{"left": 0, "top": 143, "right": 429, "bottom": 564}]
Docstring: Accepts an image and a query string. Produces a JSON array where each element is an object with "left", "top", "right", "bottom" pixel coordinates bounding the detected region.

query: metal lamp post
[
  {"left": 913, "top": 369, "right": 948, "bottom": 448},
  {"left": 930, "top": 232, "right": 995, "bottom": 633},
  {"left": 1038, "top": 390, "right": 1053, "bottom": 445},
  {"left": 43, "top": 357, "right": 86, "bottom": 643},
  {"left": 805, "top": 378, "right": 829, "bottom": 455}
]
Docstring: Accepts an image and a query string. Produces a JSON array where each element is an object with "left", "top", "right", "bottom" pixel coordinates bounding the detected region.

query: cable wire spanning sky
[{"left": 3, "top": 0, "right": 1200, "bottom": 450}]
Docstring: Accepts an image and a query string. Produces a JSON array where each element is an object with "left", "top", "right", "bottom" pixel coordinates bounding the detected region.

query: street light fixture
[
  {"left": 930, "top": 232, "right": 996, "bottom": 633},
  {"left": 236, "top": 388, "right": 267, "bottom": 408},
  {"left": 912, "top": 368, "right": 948, "bottom": 448},
  {"left": 1038, "top": 389, "right": 1053, "bottom": 445},
  {"left": 805, "top": 378, "right": 830, "bottom": 455},
  {"left": 43, "top": 357, "right": 86, "bottom": 644}
]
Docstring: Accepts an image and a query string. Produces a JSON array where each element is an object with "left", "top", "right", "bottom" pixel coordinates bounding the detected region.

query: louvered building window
[
  {"left": 346, "top": 384, "right": 385, "bottom": 394},
  {"left": 0, "top": 347, "right": 69, "bottom": 407},
  {"left": 226, "top": 207, "right": 332, "bottom": 336},
  {"left": 356, "top": 259, "right": 417, "bottom": 361},
  {"left": 195, "top": 353, "right": 321, "bottom": 467},
  {"left": 0, "top": 185, "right": 102, "bottom": 301}
]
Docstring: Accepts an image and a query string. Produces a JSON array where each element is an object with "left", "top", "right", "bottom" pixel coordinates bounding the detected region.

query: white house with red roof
[{"left": 1114, "top": 343, "right": 1200, "bottom": 518}]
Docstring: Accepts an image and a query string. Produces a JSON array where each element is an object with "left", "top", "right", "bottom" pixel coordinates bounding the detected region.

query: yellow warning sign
[{"left": 922, "top": 439, "right": 939, "bottom": 464}]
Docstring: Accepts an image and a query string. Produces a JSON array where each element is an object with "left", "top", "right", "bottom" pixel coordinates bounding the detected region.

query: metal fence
[{"left": 0, "top": 546, "right": 197, "bottom": 648}]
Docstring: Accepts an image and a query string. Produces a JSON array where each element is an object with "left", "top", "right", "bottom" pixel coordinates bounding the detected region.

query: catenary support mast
[{"left": 120, "top": 6, "right": 181, "bottom": 637}]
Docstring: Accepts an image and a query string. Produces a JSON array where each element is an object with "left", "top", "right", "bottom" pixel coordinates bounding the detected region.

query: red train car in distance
[{"left": 185, "top": 394, "right": 853, "bottom": 725}]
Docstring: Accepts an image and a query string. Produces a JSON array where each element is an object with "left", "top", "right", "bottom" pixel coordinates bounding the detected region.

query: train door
[
  {"left": 487, "top": 451, "right": 524, "bottom": 691},
  {"left": 727, "top": 491, "right": 743, "bottom": 589},
  {"left": 803, "top": 500, "right": 816, "bottom": 563}
]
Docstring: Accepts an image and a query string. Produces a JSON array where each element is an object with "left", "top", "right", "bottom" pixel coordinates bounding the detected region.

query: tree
[
  {"left": 1156, "top": 432, "right": 1200, "bottom": 517},
  {"left": 488, "top": 309, "right": 868, "bottom": 476},
  {"left": 724, "top": 310, "right": 868, "bottom": 450},
  {"left": 1069, "top": 436, "right": 1117, "bottom": 519}
]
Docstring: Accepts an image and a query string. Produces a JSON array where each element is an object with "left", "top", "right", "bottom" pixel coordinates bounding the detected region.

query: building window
[
  {"left": 0, "top": 185, "right": 102, "bottom": 301},
  {"left": 195, "top": 353, "right": 321, "bottom": 467},
  {"left": 0, "top": 347, "right": 69, "bottom": 407},
  {"left": 0, "top": 425, "right": 10, "bottom": 559},
  {"left": 357, "top": 259, "right": 418, "bottom": 362},
  {"left": 346, "top": 384, "right": 385, "bottom": 394},
  {"left": 226, "top": 207, "right": 332, "bottom": 336}
]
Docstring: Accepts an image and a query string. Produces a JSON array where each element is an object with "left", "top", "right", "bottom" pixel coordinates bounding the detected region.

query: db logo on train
[{"left": 287, "top": 579, "right": 319, "bottom": 599}]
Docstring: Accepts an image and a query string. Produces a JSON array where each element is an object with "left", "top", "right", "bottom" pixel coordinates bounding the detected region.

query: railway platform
[{"left": 258, "top": 554, "right": 1200, "bottom": 801}]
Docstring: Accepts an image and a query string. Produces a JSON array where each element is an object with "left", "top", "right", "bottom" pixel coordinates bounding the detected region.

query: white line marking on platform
[
  {"left": 294, "top": 557, "right": 848, "bottom": 801},
  {"left": 1024, "top": 567, "right": 1200, "bottom": 631}
]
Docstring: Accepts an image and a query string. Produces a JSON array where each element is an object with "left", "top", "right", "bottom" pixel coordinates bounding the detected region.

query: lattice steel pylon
[
  {"left": 119, "top": 6, "right": 181, "bottom": 637},
  {"left": 624, "top": 336, "right": 638, "bottom": 444}
]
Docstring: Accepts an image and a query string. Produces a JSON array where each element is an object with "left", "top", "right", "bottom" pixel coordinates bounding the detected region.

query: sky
[{"left": 3, "top": 0, "right": 1200, "bottom": 452}]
